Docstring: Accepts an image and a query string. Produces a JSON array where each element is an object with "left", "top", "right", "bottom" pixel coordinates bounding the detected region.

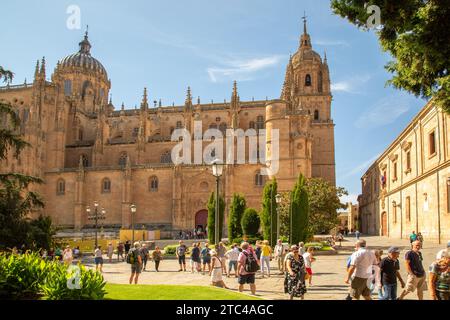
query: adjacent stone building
[
  {"left": 359, "top": 100, "right": 450, "bottom": 243},
  {"left": 0, "top": 21, "right": 335, "bottom": 235}
]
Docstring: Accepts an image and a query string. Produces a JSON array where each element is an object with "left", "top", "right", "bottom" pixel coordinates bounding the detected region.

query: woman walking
[
  {"left": 190, "top": 242, "right": 201, "bottom": 273},
  {"left": 210, "top": 250, "right": 228, "bottom": 289},
  {"left": 260, "top": 240, "right": 272, "bottom": 278},
  {"left": 63, "top": 245, "right": 73, "bottom": 265},
  {"left": 107, "top": 242, "right": 114, "bottom": 263},
  {"left": 302, "top": 247, "right": 316, "bottom": 286},
  {"left": 285, "top": 245, "right": 307, "bottom": 300},
  {"left": 429, "top": 250, "right": 449, "bottom": 300},
  {"left": 201, "top": 243, "right": 212, "bottom": 274},
  {"left": 152, "top": 246, "right": 163, "bottom": 272}
]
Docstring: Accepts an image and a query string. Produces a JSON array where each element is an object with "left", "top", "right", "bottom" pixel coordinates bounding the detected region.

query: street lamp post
[
  {"left": 212, "top": 159, "right": 224, "bottom": 245},
  {"left": 86, "top": 201, "right": 106, "bottom": 249},
  {"left": 130, "top": 204, "right": 137, "bottom": 244},
  {"left": 275, "top": 193, "right": 282, "bottom": 242}
]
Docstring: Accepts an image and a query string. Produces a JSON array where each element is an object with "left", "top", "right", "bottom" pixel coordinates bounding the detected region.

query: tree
[
  {"left": 291, "top": 174, "right": 309, "bottom": 244},
  {"left": 241, "top": 208, "right": 260, "bottom": 237},
  {"left": 260, "top": 178, "right": 278, "bottom": 246},
  {"left": 206, "top": 191, "right": 225, "bottom": 244},
  {"left": 331, "top": 1, "right": 450, "bottom": 113},
  {"left": 29, "top": 215, "right": 56, "bottom": 250},
  {"left": 228, "top": 193, "right": 246, "bottom": 241},
  {"left": 277, "top": 191, "right": 292, "bottom": 240},
  {"left": 304, "top": 178, "right": 348, "bottom": 235}
]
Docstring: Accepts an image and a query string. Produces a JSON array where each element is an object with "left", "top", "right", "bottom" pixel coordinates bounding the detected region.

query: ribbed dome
[
  {"left": 292, "top": 49, "right": 322, "bottom": 66},
  {"left": 59, "top": 31, "right": 107, "bottom": 78}
]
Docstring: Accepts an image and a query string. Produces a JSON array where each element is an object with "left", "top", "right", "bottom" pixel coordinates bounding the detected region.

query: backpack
[
  {"left": 243, "top": 251, "right": 259, "bottom": 273},
  {"left": 126, "top": 249, "right": 138, "bottom": 264}
]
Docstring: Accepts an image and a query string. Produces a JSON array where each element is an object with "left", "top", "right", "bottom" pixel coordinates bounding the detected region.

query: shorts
[
  {"left": 202, "top": 258, "right": 211, "bottom": 264},
  {"left": 178, "top": 255, "right": 186, "bottom": 264},
  {"left": 351, "top": 276, "right": 371, "bottom": 299},
  {"left": 229, "top": 260, "right": 238, "bottom": 271},
  {"left": 305, "top": 267, "right": 313, "bottom": 276},
  {"left": 94, "top": 257, "right": 103, "bottom": 265},
  {"left": 405, "top": 274, "right": 427, "bottom": 293},
  {"left": 131, "top": 264, "right": 142, "bottom": 274},
  {"left": 238, "top": 273, "right": 255, "bottom": 285}
]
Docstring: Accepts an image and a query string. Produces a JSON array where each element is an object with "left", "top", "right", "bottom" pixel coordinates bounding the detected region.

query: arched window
[
  {"left": 102, "top": 178, "right": 111, "bottom": 193},
  {"left": 209, "top": 123, "right": 218, "bottom": 129},
  {"left": 132, "top": 127, "right": 139, "bottom": 137},
  {"left": 256, "top": 116, "right": 264, "bottom": 130},
  {"left": 254, "top": 171, "right": 265, "bottom": 187},
  {"left": 249, "top": 121, "right": 255, "bottom": 129},
  {"left": 81, "top": 154, "right": 89, "bottom": 167},
  {"left": 305, "top": 74, "right": 312, "bottom": 86},
  {"left": 64, "top": 80, "right": 72, "bottom": 96},
  {"left": 56, "top": 179, "right": 65, "bottom": 195},
  {"left": 219, "top": 122, "right": 227, "bottom": 135},
  {"left": 314, "top": 110, "right": 319, "bottom": 120},
  {"left": 176, "top": 121, "right": 183, "bottom": 129},
  {"left": 160, "top": 151, "right": 172, "bottom": 163},
  {"left": 118, "top": 153, "right": 128, "bottom": 167},
  {"left": 149, "top": 176, "right": 158, "bottom": 192}
]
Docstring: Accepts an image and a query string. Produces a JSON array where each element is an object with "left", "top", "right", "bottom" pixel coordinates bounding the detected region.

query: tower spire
[
  {"left": 302, "top": 11, "right": 307, "bottom": 34},
  {"left": 141, "top": 87, "right": 148, "bottom": 110},
  {"left": 299, "top": 13, "right": 312, "bottom": 49},
  {"left": 79, "top": 25, "right": 92, "bottom": 54},
  {"left": 40, "top": 56, "right": 46, "bottom": 79},
  {"left": 34, "top": 60, "right": 40, "bottom": 80},
  {"left": 184, "top": 86, "right": 192, "bottom": 110}
]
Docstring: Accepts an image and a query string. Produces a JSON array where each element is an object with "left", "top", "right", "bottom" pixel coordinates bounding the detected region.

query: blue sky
[{"left": 0, "top": 0, "right": 427, "bottom": 202}]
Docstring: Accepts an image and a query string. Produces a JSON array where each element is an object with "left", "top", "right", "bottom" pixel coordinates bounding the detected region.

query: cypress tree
[
  {"left": 260, "top": 178, "right": 278, "bottom": 247},
  {"left": 227, "top": 193, "right": 246, "bottom": 242},
  {"left": 207, "top": 191, "right": 225, "bottom": 244},
  {"left": 291, "top": 174, "right": 309, "bottom": 244}
]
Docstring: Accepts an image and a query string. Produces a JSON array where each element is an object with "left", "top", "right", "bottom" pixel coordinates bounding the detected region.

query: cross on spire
[{"left": 302, "top": 11, "right": 308, "bottom": 34}]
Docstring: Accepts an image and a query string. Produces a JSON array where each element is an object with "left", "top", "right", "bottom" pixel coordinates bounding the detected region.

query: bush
[
  {"left": 0, "top": 252, "right": 106, "bottom": 300},
  {"left": 305, "top": 242, "right": 324, "bottom": 250},
  {"left": 163, "top": 245, "right": 190, "bottom": 256},
  {"left": 231, "top": 235, "right": 263, "bottom": 245},
  {"left": 241, "top": 208, "right": 260, "bottom": 237}
]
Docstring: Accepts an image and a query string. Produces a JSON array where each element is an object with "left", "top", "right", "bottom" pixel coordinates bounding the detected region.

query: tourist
[
  {"left": 55, "top": 247, "right": 62, "bottom": 261},
  {"left": 274, "top": 239, "right": 287, "bottom": 274},
  {"left": 63, "top": 245, "right": 73, "bottom": 265},
  {"left": 217, "top": 242, "right": 227, "bottom": 274},
  {"left": 409, "top": 231, "right": 417, "bottom": 248},
  {"left": 152, "top": 246, "right": 163, "bottom": 272},
  {"left": 255, "top": 241, "right": 262, "bottom": 263},
  {"left": 337, "top": 232, "right": 344, "bottom": 247},
  {"left": 94, "top": 246, "right": 103, "bottom": 272},
  {"left": 344, "top": 246, "right": 358, "bottom": 300},
  {"left": 128, "top": 242, "right": 143, "bottom": 284},
  {"left": 398, "top": 240, "right": 427, "bottom": 300},
  {"left": 107, "top": 242, "right": 114, "bottom": 263},
  {"left": 429, "top": 249, "right": 449, "bottom": 300},
  {"left": 47, "top": 247, "right": 54, "bottom": 260},
  {"left": 436, "top": 241, "right": 450, "bottom": 260},
  {"left": 117, "top": 242, "right": 125, "bottom": 261},
  {"left": 225, "top": 244, "right": 240, "bottom": 277},
  {"left": 209, "top": 249, "right": 228, "bottom": 288},
  {"left": 260, "top": 240, "right": 272, "bottom": 278},
  {"left": 303, "top": 247, "right": 316, "bottom": 286},
  {"left": 201, "top": 242, "right": 212, "bottom": 274},
  {"left": 344, "top": 239, "right": 377, "bottom": 300},
  {"left": 417, "top": 232, "right": 424, "bottom": 248},
  {"left": 176, "top": 240, "right": 187, "bottom": 272},
  {"left": 73, "top": 246, "right": 80, "bottom": 259},
  {"left": 237, "top": 242, "right": 259, "bottom": 295},
  {"left": 124, "top": 240, "right": 131, "bottom": 254},
  {"left": 285, "top": 245, "right": 307, "bottom": 300},
  {"left": 41, "top": 248, "right": 48, "bottom": 260},
  {"left": 190, "top": 242, "right": 201, "bottom": 273},
  {"left": 355, "top": 230, "right": 361, "bottom": 240},
  {"left": 371, "top": 249, "right": 383, "bottom": 298},
  {"left": 141, "top": 243, "right": 150, "bottom": 271},
  {"left": 298, "top": 242, "right": 305, "bottom": 256},
  {"left": 379, "top": 247, "right": 405, "bottom": 300}
]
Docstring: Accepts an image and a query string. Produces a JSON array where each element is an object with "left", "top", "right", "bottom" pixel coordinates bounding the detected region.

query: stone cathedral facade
[{"left": 0, "top": 22, "right": 335, "bottom": 235}]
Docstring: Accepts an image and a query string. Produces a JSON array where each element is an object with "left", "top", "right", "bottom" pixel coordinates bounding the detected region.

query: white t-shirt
[
  {"left": 225, "top": 248, "right": 240, "bottom": 261},
  {"left": 303, "top": 252, "right": 312, "bottom": 268},
  {"left": 349, "top": 248, "right": 377, "bottom": 279},
  {"left": 94, "top": 248, "right": 103, "bottom": 258}
]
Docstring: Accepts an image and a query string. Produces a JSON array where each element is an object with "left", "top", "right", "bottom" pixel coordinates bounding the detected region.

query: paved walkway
[{"left": 82, "top": 236, "right": 446, "bottom": 300}]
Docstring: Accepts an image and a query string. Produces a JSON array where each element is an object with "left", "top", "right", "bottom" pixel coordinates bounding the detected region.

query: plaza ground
[{"left": 82, "top": 236, "right": 446, "bottom": 300}]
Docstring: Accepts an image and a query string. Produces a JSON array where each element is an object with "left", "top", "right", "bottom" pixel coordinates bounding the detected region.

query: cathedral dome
[
  {"left": 59, "top": 31, "right": 107, "bottom": 78},
  {"left": 292, "top": 49, "right": 322, "bottom": 66}
]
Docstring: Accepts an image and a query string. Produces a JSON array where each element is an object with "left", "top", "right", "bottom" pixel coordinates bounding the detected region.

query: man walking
[
  {"left": 128, "top": 242, "right": 142, "bottom": 284},
  {"left": 379, "top": 246, "right": 405, "bottom": 300},
  {"left": 398, "top": 240, "right": 427, "bottom": 300},
  {"left": 274, "top": 239, "right": 287, "bottom": 274},
  {"left": 237, "top": 242, "right": 259, "bottom": 295},
  {"left": 344, "top": 239, "right": 377, "bottom": 300},
  {"left": 176, "top": 240, "right": 187, "bottom": 272},
  {"left": 141, "top": 243, "right": 149, "bottom": 271}
]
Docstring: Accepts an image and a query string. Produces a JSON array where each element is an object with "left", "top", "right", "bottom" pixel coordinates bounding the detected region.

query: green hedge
[
  {"left": 0, "top": 252, "right": 106, "bottom": 300},
  {"left": 163, "top": 245, "right": 191, "bottom": 256}
]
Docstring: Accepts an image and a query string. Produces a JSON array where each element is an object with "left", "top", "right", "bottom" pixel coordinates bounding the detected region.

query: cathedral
[{"left": 0, "top": 21, "right": 335, "bottom": 236}]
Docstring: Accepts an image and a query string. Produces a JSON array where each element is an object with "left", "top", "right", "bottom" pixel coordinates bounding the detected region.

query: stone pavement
[{"left": 82, "top": 236, "right": 447, "bottom": 300}]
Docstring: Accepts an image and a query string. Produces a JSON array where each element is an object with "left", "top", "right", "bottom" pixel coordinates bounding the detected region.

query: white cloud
[
  {"left": 331, "top": 75, "right": 371, "bottom": 93},
  {"left": 314, "top": 39, "right": 350, "bottom": 47},
  {"left": 354, "top": 95, "right": 412, "bottom": 129},
  {"left": 207, "top": 55, "right": 284, "bottom": 83},
  {"left": 339, "top": 194, "right": 359, "bottom": 206}
]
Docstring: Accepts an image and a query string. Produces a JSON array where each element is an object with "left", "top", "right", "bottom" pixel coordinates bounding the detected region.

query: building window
[
  {"left": 393, "top": 202, "right": 397, "bottom": 224},
  {"left": 118, "top": 153, "right": 127, "bottom": 167},
  {"left": 176, "top": 121, "right": 182, "bottom": 129},
  {"left": 254, "top": 171, "right": 264, "bottom": 187},
  {"left": 102, "top": 178, "right": 111, "bottom": 193},
  {"left": 209, "top": 123, "right": 218, "bottom": 129},
  {"left": 256, "top": 116, "right": 264, "bottom": 130},
  {"left": 406, "top": 151, "right": 411, "bottom": 172},
  {"left": 56, "top": 179, "right": 65, "bottom": 195},
  {"left": 406, "top": 196, "right": 411, "bottom": 221},
  {"left": 132, "top": 127, "right": 139, "bottom": 137},
  {"left": 305, "top": 74, "right": 312, "bottom": 86},
  {"left": 393, "top": 162, "right": 398, "bottom": 181},
  {"left": 149, "top": 176, "right": 158, "bottom": 192},
  {"left": 429, "top": 131, "right": 436, "bottom": 156},
  {"left": 215, "top": 117, "right": 221, "bottom": 122},
  {"left": 249, "top": 121, "right": 255, "bottom": 129},
  {"left": 81, "top": 154, "right": 89, "bottom": 167},
  {"left": 314, "top": 110, "right": 319, "bottom": 121},
  {"left": 64, "top": 80, "right": 72, "bottom": 96},
  {"left": 160, "top": 151, "right": 172, "bottom": 164}
]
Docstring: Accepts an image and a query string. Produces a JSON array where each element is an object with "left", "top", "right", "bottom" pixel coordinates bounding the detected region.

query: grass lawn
[{"left": 105, "top": 283, "right": 262, "bottom": 300}]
